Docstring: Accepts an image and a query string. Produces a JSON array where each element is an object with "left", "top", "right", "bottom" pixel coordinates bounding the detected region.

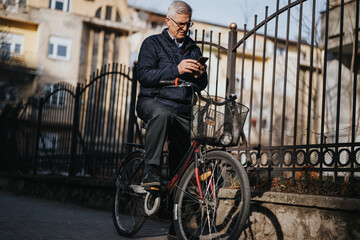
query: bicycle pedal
[
  {"left": 130, "top": 185, "right": 147, "bottom": 194},
  {"left": 200, "top": 171, "right": 212, "bottom": 181}
]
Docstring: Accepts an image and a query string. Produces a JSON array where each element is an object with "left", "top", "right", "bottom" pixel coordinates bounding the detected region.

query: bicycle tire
[
  {"left": 173, "top": 150, "right": 250, "bottom": 239},
  {"left": 113, "top": 151, "right": 146, "bottom": 237}
]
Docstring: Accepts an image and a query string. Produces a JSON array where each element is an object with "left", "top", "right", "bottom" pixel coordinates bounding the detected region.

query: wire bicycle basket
[{"left": 191, "top": 96, "right": 249, "bottom": 147}]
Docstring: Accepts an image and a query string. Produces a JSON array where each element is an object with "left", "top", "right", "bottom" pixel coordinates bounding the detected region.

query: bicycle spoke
[
  {"left": 175, "top": 185, "right": 200, "bottom": 203},
  {"left": 205, "top": 204, "right": 212, "bottom": 238},
  {"left": 199, "top": 213, "right": 207, "bottom": 237},
  {"left": 203, "top": 173, "right": 214, "bottom": 200},
  {"left": 214, "top": 162, "right": 227, "bottom": 189}
]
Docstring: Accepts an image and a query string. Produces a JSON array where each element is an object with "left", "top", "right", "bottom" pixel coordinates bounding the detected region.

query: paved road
[{"left": 0, "top": 190, "right": 170, "bottom": 240}]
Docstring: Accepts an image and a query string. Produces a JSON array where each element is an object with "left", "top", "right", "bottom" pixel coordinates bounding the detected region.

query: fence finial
[{"left": 230, "top": 22, "right": 237, "bottom": 30}]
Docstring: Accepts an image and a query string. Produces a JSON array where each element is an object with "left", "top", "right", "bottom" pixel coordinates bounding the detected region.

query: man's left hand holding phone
[{"left": 177, "top": 56, "right": 208, "bottom": 79}]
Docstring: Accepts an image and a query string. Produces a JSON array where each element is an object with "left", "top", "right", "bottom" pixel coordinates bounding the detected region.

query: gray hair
[{"left": 167, "top": 1, "right": 192, "bottom": 18}]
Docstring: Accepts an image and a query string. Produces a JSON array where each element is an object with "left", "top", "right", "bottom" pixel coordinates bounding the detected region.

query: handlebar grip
[
  {"left": 159, "top": 79, "right": 184, "bottom": 86},
  {"left": 159, "top": 80, "right": 176, "bottom": 86}
]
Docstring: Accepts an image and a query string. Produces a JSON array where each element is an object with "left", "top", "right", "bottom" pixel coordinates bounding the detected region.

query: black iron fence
[
  {"left": 229, "top": 0, "right": 360, "bottom": 188},
  {"left": 3, "top": 0, "right": 360, "bottom": 189},
  {"left": 14, "top": 64, "right": 139, "bottom": 177}
]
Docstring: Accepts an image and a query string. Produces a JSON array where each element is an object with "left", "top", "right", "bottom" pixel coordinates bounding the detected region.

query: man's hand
[
  {"left": 193, "top": 62, "right": 206, "bottom": 79},
  {"left": 178, "top": 59, "right": 206, "bottom": 79}
]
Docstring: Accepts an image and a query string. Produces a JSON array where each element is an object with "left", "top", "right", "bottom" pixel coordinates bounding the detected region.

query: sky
[{"left": 127, "top": 0, "right": 327, "bottom": 42}]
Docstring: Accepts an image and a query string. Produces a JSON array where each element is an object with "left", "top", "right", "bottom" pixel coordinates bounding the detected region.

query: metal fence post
[
  {"left": 69, "top": 83, "right": 81, "bottom": 176},
  {"left": 33, "top": 97, "right": 43, "bottom": 175},
  {"left": 226, "top": 23, "right": 238, "bottom": 96},
  {"left": 225, "top": 23, "right": 238, "bottom": 141},
  {"left": 126, "top": 63, "right": 138, "bottom": 157}
]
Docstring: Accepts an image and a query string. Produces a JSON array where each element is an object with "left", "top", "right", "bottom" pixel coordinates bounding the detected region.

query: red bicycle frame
[{"left": 167, "top": 140, "right": 212, "bottom": 201}]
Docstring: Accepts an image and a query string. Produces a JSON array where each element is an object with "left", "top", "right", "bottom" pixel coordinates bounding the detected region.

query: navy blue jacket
[{"left": 136, "top": 28, "right": 208, "bottom": 116}]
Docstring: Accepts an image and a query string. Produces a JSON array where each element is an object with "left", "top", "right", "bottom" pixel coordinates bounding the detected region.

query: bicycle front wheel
[
  {"left": 173, "top": 150, "right": 250, "bottom": 240},
  {"left": 113, "top": 151, "right": 146, "bottom": 237}
]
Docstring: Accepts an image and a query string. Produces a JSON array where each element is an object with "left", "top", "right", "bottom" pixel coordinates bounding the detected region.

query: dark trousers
[{"left": 137, "top": 99, "right": 191, "bottom": 178}]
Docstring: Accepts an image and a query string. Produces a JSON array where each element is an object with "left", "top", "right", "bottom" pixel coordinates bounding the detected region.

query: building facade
[{"left": 0, "top": 0, "right": 143, "bottom": 110}]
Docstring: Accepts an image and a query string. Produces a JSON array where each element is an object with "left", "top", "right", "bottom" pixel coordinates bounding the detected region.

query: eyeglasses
[{"left": 168, "top": 16, "right": 194, "bottom": 29}]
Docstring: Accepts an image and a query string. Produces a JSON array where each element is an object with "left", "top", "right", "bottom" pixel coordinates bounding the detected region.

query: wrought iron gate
[{"left": 16, "top": 64, "right": 138, "bottom": 177}]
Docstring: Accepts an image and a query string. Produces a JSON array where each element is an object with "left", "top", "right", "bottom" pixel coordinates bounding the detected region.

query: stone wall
[
  {"left": 1, "top": 173, "right": 360, "bottom": 239},
  {"left": 242, "top": 192, "right": 360, "bottom": 239}
]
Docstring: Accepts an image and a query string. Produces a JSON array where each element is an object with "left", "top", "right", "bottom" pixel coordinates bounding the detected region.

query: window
[
  {"left": 5, "top": 0, "right": 15, "bottom": 4},
  {"left": 301, "top": 51, "right": 306, "bottom": 60},
  {"left": 1, "top": 42, "right": 11, "bottom": 60},
  {"left": 0, "top": 86, "right": 18, "bottom": 103},
  {"left": 95, "top": 7, "right": 101, "bottom": 18},
  {"left": 39, "top": 132, "right": 59, "bottom": 154},
  {"left": 113, "top": 33, "right": 121, "bottom": 63},
  {"left": 102, "top": 31, "right": 110, "bottom": 65},
  {"left": 116, "top": 11, "right": 121, "bottom": 22},
  {"left": 80, "top": 43, "right": 84, "bottom": 64},
  {"left": 105, "top": 6, "right": 112, "bottom": 20},
  {"left": 48, "top": 36, "right": 71, "bottom": 61},
  {"left": 49, "top": 0, "right": 70, "bottom": 12},
  {"left": 277, "top": 47, "right": 285, "bottom": 56},
  {"left": 1, "top": 0, "right": 26, "bottom": 7},
  {"left": 0, "top": 33, "right": 24, "bottom": 60},
  {"left": 44, "top": 84, "right": 66, "bottom": 107},
  {"left": 19, "top": 0, "right": 26, "bottom": 6},
  {"left": 14, "top": 44, "right": 21, "bottom": 53}
]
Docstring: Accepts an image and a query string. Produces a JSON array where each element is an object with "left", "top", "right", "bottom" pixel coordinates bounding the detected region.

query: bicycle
[{"left": 113, "top": 79, "right": 251, "bottom": 239}]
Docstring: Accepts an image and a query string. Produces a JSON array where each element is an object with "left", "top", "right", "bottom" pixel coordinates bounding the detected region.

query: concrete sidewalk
[{"left": 0, "top": 190, "right": 170, "bottom": 240}]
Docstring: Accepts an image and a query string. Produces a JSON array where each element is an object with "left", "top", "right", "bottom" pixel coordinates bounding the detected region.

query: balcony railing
[{"left": 0, "top": 49, "right": 24, "bottom": 64}]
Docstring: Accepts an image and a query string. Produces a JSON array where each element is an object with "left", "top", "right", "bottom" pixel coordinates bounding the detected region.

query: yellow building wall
[
  {"left": 28, "top": 0, "right": 130, "bottom": 19},
  {"left": 35, "top": 8, "right": 83, "bottom": 88},
  {"left": 0, "top": 18, "right": 38, "bottom": 69},
  {"left": 27, "top": 0, "right": 48, "bottom": 9}
]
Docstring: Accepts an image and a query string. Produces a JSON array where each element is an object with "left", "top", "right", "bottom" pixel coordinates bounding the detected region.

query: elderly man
[{"left": 136, "top": 0, "right": 208, "bottom": 190}]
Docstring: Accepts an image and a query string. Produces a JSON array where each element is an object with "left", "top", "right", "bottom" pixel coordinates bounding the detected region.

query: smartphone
[{"left": 197, "top": 56, "right": 209, "bottom": 65}]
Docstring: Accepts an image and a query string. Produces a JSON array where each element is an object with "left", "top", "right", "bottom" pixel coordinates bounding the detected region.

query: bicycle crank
[{"left": 144, "top": 191, "right": 160, "bottom": 216}]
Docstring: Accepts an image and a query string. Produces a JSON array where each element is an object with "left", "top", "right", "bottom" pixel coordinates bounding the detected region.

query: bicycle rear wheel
[
  {"left": 113, "top": 151, "right": 146, "bottom": 237},
  {"left": 173, "top": 150, "right": 250, "bottom": 240}
]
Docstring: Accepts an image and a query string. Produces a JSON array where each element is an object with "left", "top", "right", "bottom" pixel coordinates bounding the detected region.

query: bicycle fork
[
  {"left": 194, "top": 147, "right": 215, "bottom": 202},
  {"left": 194, "top": 147, "right": 203, "bottom": 200}
]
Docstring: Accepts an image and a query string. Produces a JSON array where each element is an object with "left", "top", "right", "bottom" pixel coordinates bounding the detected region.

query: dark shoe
[{"left": 141, "top": 165, "right": 160, "bottom": 187}]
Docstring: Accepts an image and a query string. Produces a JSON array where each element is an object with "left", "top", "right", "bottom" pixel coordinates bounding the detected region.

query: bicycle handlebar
[
  {"left": 159, "top": 80, "right": 183, "bottom": 86},
  {"left": 159, "top": 79, "right": 202, "bottom": 90},
  {"left": 159, "top": 79, "right": 237, "bottom": 106},
  {"left": 197, "top": 93, "right": 237, "bottom": 106}
]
